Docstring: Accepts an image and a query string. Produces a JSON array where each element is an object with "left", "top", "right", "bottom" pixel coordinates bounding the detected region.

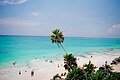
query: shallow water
[{"left": 0, "top": 35, "right": 120, "bottom": 68}]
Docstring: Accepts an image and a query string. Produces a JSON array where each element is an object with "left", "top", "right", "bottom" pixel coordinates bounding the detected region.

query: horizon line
[{"left": 0, "top": 34, "right": 120, "bottom": 39}]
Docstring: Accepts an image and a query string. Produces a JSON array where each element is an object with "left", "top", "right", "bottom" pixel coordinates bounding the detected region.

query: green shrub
[{"left": 65, "top": 67, "right": 86, "bottom": 80}]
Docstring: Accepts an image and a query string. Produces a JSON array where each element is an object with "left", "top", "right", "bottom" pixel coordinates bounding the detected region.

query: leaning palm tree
[{"left": 50, "top": 29, "right": 67, "bottom": 54}]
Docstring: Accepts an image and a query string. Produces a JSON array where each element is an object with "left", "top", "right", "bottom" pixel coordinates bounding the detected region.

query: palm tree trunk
[{"left": 59, "top": 43, "right": 67, "bottom": 54}]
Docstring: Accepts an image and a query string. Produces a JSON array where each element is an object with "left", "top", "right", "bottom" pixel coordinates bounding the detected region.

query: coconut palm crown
[
  {"left": 50, "top": 29, "right": 67, "bottom": 54},
  {"left": 64, "top": 53, "right": 77, "bottom": 72}
]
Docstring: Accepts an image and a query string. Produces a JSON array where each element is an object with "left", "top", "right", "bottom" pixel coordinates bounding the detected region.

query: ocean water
[{"left": 0, "top": 35, "right": 120, "bottom": 68}]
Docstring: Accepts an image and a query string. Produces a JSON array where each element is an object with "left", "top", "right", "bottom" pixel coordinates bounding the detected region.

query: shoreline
[{"left": 0, "top": 53, "right": 120, "bottom": 80}]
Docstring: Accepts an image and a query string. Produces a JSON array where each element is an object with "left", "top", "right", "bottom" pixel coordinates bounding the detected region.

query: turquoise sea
[{"left": 0, "top": 35, "right": 120, "bottom": 68}]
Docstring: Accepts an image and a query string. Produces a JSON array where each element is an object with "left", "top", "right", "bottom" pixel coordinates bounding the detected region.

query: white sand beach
[{"left": 0, "top": 53, "right": 120, "bottom": 80}]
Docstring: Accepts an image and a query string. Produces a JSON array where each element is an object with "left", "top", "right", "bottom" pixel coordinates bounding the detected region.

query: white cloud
[
  {"left": 0, "top": 0, "right": 28, "bottom": 5},
  {"left": 0, "top": 18, "right": 40, "bottom": 27},
  {"left": 109, "top": 24, "right": 120, "bottom": 32},
  {"left": 31, "top": 12, "right": 40, "bottom": 16}
]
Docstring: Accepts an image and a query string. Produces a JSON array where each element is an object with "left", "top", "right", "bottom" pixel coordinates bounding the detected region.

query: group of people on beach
[
  {"left": 57, "top": 64, "right": 63, "bottom": 68},
  {"left": 12, "top": 61, "right": 35, "bottom": 77},
  {"left": 19, "top": 70, "right": 34, "bottom": 77},
  {"left": 61, "top": 72, "right": 67, "bottom": 76}
]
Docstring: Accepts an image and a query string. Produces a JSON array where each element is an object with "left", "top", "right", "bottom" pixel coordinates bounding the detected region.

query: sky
[{"left": 0, "top": 0, "right": 120, "bottom": 38}]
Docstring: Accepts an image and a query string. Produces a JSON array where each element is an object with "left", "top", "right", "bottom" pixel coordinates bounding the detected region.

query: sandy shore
[{"left": 0, "top": 53, "right": 120, "bottom": 80}]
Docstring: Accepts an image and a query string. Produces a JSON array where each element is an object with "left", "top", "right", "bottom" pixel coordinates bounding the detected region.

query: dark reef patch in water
[{"left": 0, "top": 50, "right": 10, "bottom": 54}]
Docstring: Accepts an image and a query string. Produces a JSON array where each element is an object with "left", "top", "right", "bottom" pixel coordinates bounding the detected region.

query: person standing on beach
[
  {"left": 19, "top": 71, "right": 21, "bottom": 75},
  {"left": 31, "top": 70, "right": 34, "bottom": 77}
]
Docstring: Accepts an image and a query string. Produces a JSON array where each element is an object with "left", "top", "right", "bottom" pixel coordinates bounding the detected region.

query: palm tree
[
  {"left": 64, "top": 54, "right": 77, "bottom": 72},
  {"left": 84, "top": 61, "right": 96, "bottom": 80},
  {"left": 65, "top": 67, "right": 86, "bottom": 80},
  {"left": 84, "top": 61, "right": 95, "bottom": 74},
  {"left": 50, "top": 29, "right": 67, "bottom": 54}
]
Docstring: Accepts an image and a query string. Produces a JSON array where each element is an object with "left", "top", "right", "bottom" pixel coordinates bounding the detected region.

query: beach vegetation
[
  {"left": 84, "top": 61, "right": 96, "bottom": 74},
  {"left": 50, "top": 29, "right": 67, "bottom": 54},
  {"left": 65, "top": 67, "right": 86, "bottom": 80},
  {"left": 50, "top": 29, "right": 120, "bottom": 80},
  {"left": 64, "top": 53, "right": 77, "bottom": 72}
]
